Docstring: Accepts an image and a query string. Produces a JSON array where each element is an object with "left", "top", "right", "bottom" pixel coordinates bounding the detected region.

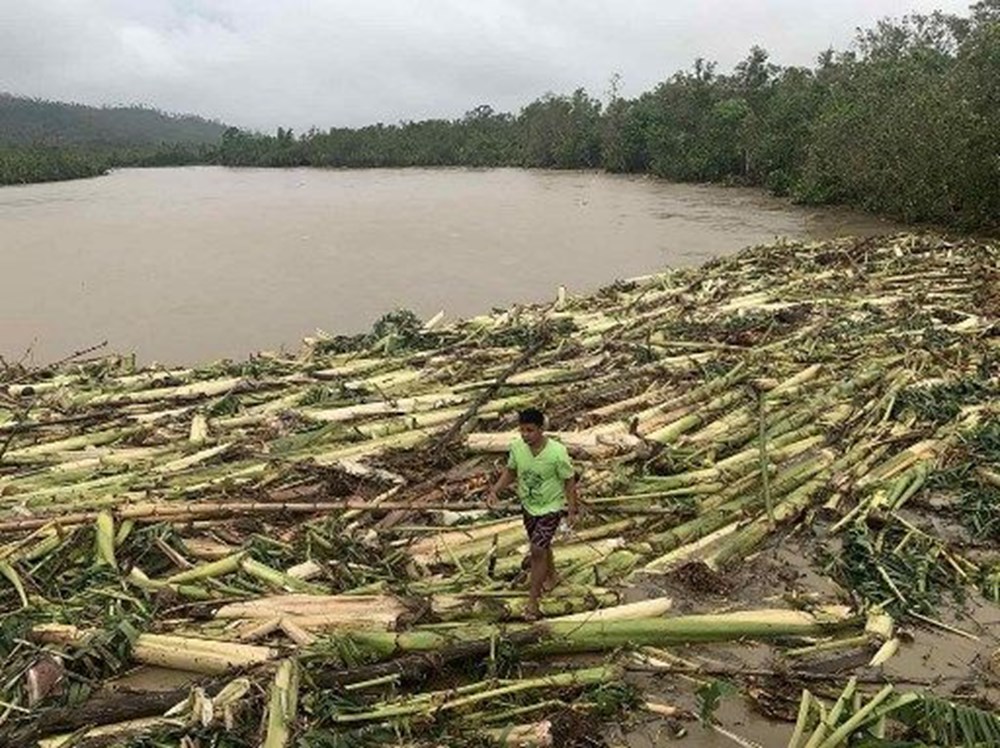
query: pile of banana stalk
[{"left": 1, "top": 232, "right": 998, "bottom": 747}]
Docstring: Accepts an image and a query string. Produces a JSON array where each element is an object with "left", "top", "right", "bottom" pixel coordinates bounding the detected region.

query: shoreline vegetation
[
  {"left": 0, "top": 94, "right": 224, "bottom": 186},
  {"left": 1, "top": 232, "right": 998, "bottom": 746},
  {"left": 3, "top": 4, "right": 1000, "bottom": 231}
]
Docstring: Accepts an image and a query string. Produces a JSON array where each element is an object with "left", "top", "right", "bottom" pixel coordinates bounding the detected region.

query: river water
[{"left": 0, "top": 167, "right": 902, "bottom": 365}]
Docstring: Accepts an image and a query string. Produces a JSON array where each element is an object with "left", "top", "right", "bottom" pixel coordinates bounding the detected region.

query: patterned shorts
[{"left": 522, "top": 510, "right": 564, "bottom": 549}]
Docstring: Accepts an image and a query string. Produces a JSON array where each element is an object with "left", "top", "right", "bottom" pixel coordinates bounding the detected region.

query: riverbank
[
  {"left": 0, "top": 144, "right": 214, "bottom": 187},
  {"left": 1, "top": 232, "right": 998, "bottom": 746}
]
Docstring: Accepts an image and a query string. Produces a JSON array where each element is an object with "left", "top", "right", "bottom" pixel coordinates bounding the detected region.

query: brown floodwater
[{"left": 0, "top": 166, "right": 903, "bottom": 365}]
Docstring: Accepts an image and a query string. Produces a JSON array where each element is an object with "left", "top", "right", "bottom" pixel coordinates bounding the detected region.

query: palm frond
[{"left": 889, "top": 692, "right": 1000, "bottom": 747}]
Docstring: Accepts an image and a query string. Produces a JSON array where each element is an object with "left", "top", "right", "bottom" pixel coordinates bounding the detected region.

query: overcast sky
[{"left": 1, "top": 0, "right": 974, "bottom": 132}]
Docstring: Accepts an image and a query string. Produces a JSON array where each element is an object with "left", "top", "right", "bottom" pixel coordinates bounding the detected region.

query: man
[{"left": 486, "top": 408, "right": 578, "bottom": 620}]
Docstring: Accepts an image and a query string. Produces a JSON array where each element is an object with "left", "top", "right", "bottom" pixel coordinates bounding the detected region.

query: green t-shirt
[{"left": 507, "top": 437, "right": 574, "bottom": 516}]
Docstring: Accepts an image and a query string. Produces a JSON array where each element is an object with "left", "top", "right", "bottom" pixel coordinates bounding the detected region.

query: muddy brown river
[{"left": 0, "top": 167, "right": 903, "bottom": 365}]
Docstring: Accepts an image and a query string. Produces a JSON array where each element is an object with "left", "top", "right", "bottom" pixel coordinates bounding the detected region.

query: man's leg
[
  {"left": 542, "top": 546, "right": 558, "bottom": 592},
  {"left": 526, "top": 543, "right": 548, "bottom": 619},
  {"left": 526, "top": 512, "right": 563, "bottom": 617},
  {"left": 542, "top": 510, "right": 566, "bottom": 592},
  {"left": 519, "top": 512, "right": 535, "bottom": 586}
]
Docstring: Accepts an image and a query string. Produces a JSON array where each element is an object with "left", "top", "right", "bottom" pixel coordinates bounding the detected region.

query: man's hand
[
  {"left": 487, "top": 467, "right": 516, "bottom": 511},
  {"left": 565, "top": 475, "right": 581, "bottom": 528}
]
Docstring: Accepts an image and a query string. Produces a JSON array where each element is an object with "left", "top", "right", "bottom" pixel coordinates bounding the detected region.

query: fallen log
[
  {"left": 2, "top": 685, "right": 224, "bottom": 745},
  {"left": 215, "top": 594, "right": 415, "bottom": 630},
  {"left": 310, "top": 627, "right": 544, "bottom": 689},
  {"left": 9, "top": 629, "right": 544, "bottom": 743}
]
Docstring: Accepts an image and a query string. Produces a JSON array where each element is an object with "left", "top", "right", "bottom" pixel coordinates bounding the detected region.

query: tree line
[
  {"left": 0, "top": 143, "right": 215, "bottom": 186},
  {"left": 0, "top": 94, "right": 224, "bottom": 185},
  {"left": 3, "top": 3, "right": 998, "bottom": 230}
]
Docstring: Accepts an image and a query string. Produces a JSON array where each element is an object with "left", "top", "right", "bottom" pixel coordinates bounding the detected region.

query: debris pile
[{"left": 1, "top": 233, "right": 998, "bottom": 746}]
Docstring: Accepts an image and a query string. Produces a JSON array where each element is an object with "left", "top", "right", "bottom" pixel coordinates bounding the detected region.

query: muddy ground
[{"left": 606, "top": 531, "right": 1000, "bottom": 746}]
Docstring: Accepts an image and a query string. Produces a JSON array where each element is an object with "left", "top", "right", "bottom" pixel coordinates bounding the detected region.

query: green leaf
[
  {"left": 0, "top": 560, "right": 29, "bottom": 608},
  {"left": 696, "top": 678, "right": 737, "bottom": 726}
]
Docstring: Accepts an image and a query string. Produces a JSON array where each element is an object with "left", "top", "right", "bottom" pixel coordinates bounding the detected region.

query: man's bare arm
[
  {"left": 487, "top": 467, "right": 516, "bottom": 508},
  {"left": 565, "top": 476, "right": 579, "bottom": 525}
]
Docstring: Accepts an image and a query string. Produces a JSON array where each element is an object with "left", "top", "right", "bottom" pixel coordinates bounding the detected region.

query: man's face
[{"left": 519, "top": 422, "right": 543, "bottom": 447}]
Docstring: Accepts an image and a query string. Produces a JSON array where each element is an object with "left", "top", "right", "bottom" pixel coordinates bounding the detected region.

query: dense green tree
[
  {"left": 0, "top": 145, "right": 106, "bottom": 185},
  {"left": 517, "top": 89, "right": 601, "bottom": 168},
  {"left": 795, "top": 9, "right": 996, "bottom": 226},
  {"left": 458, "top": 106, "right": 517, "bottom": 166}
]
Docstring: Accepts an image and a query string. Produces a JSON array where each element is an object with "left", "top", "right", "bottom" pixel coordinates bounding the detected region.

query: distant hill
[
  {"left": 0, "top": 94, "right": 227, "bottom": 185},
  {"left": 0, "top": 93, "right": 227, "bottom": 147}
]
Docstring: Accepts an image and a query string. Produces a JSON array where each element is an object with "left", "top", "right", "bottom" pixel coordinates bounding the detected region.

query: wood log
[
  {"left": 3, "top": 684, "right": 224, "bottom": 745},
  {"left": 214, "top": 594, "right": 413, "bottom": 630},
  {"left": 6, "top": 630, "right": 544, "bottom": 743}
]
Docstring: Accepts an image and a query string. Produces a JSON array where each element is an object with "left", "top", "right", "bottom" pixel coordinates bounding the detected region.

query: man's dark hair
[{"left": 518, "top": 408, "right": 545, "bottom": 427}]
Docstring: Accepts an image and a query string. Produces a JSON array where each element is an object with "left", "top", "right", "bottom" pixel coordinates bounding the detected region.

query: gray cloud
[{"left": 0, "top": 0, "right": 974, "bottom": 131}]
